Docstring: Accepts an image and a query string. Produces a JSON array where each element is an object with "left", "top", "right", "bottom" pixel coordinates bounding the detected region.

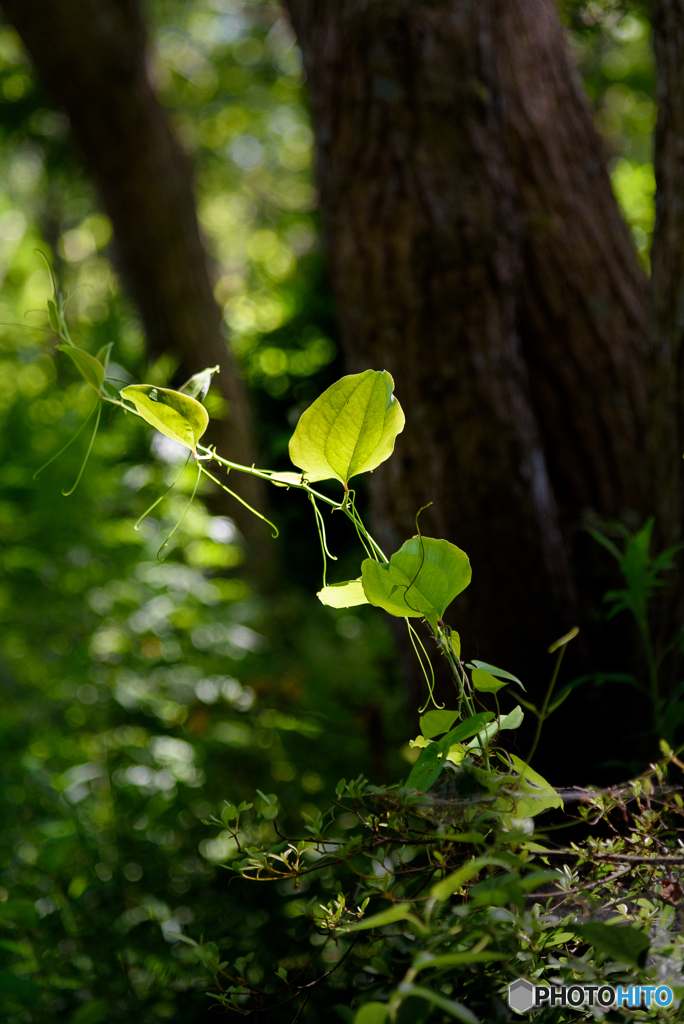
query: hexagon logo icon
[{"left": 508, "top": 978, "right": 535, "bottom": 1014}]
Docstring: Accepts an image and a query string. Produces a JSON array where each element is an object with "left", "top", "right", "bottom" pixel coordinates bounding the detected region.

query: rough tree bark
[
  {"left": 282, "top": 0, "right": 678, "bottom": 761},
  {"left": 1, "top": 0, "right": 264, "bottom": 533}
]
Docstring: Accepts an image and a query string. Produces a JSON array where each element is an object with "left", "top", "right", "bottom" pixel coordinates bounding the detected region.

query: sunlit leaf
[
  {"left": 47, "top": 297, "right": 60, "bottom": 332},
  {"left": 121, "top": 384, "right": 209, "bottom": 452},
  {"left": 499, "top": 705, "right": 524, "bottom": 731},
  {"left": 179, "top": 364, "right": 220, "bottom": 401},
  {"left": 472, "top": 669, "right": 506, "bottom": 693},
  {"left": 468, "top": 660, "right": 524, "bottom": 690},
  {"left": 407, "top": 712, "right": 494, "bottom": 791},
  {"left": 289, "top": 369, "right": 405, "bottom": 485},
  {"left": 446, "top": 743, "right": 466, "bottom": 765},
  {"left": 317, "top": 579, "right": 369, "bottom": 608},
  {"left": 420, "top": 709, "right": 458, "bottom": 739},
  {"left": 362, "top": 537, "right": 471, "bottom": 629},
  {"left": 430, "top": 855, "right": 513, "bottom": 900},
  {"left": 345, "top": 904, "right": 412, "bottom": 932},
  {"left": 507, "top": 754, "right": 563, "bottom": 816},
  {"left": 58, "top": 344, "right": 105, "bottom": 392}
]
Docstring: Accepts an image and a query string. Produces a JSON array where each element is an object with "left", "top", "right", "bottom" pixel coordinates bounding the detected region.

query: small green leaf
[
  {"left": 47, "top": 298, "right": 61, "bottom": 332},
  {"left": 468, "top": 660, "right": 524, "bottom": 690},
  {"left": 289, "top": 369, "right": 405, "bottom": 485},
  {"left": 548, "top": 625, "right": 579, "bottom": 653},
  {"left": 499, "top": 705, "right": 524, "bottom": 731},
  {"left": 430, "top": 855, "right": 513, "bottom": 901},
  {"left": 420, "top": 709, "right": 459, "bottom": 739},
  {"left": 507, "top": 754, "right": 563, "bottom": 816},
  {"left": 345, "top": 904, "right": 412, "bottom": 932},
  {"left": 96, "top": 342, "right": 113, "bottom": 370},
  {"left": 440, "top": 712, "right": 496, "bottom": 746},
  {"left": 70, "top": 1000, "right": 109, "bottom": 1024},
  {"left": 572, "top": 922, "right": 650, "bottom": 968},
  {"left": 58, "top": 344, "right": 105, "bottom": 392},
  {"left": 406, "top": 742, "right": 445, "bottom": 791},
  {"left": 402, "top": 984, "right": 479, "bottom": 1023},
  {"left": 471, "top": 669, "right": 506, "bottom": 693},
  {"left": 519, "top": 869, "right": 561, "bottom": 892},
  {"left": 121, "top": 384, "right": 209, "bottom": 452},
  {"left": 547, "top": 677, "right": 588, "bottom": 714},
  {"left": 179, "top": 365, "right": 220, "bottom": 401},
  {"left": 362, "top": 537, "right": 471, "bottom": 629},
  {"left": 407, "top": 713, "right": 494, "bottom": 791},
  {"left": 465, "top": 721, "right": 500, "bottom": 750},
  {"left": 256, "top": 790, "right": 277, "bottom": 805},
  {"left": 415, "top": 951, "right": 507, "bottom": 970},
  {"left": 317, "top": 579, "right": 369, "bottom": 608},
  {"left": 353, "top": 1002, "right": 388, "bottom": 1024},
  {"left": 221, "top": 804, "right": 237, "bottom": 824},
  {"left": 450, "top": 631, "right": 461, "bottom": 658}
]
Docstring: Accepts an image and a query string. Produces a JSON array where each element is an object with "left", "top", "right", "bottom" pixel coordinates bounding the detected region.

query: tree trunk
[
  {"left": 284, "top": 0, "right": 668, "bottom": 761},
  {"left": 1, "top": 0, "right": 264, "bottom": 536}
]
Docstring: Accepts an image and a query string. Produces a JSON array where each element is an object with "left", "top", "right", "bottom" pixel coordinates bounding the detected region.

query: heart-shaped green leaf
[
  {"left": 499, "top": 705, "right": 524, "bottom": 731},
  {"left": 407, "top": 712, "right": 494, "bottom": 791},
  {"left": 468, "top": 660, "right": 524, "bottom": 690},
  {"left": 420, "top": 709, "right": 459, "bottom": 739},
  {"left": 472, "top": 669, "right": 507, "bottom": 693},
  {"left": 58, "top": 345, "right": 105, "bottom": 393},
  {"left": 121, "top": 384, "right": 209, "bottom": 452},
  {"left": 361, "top": 537, "right": 471, "bottom": 630},
  {"left": 507, "top": 754, "right": 563, "bottom": 816},
  {"left": 317, "top": 579, "right": 369, "bottom": 608},
  {"left": 288, "top": 369, "right": 405, "bottom": 485}
]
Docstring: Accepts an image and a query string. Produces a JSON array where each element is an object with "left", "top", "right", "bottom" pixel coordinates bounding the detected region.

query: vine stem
[
  {"left": 526, "top": 644, "right": 568, "bottom": 763},
  {"left": 100, "top": 395, "right": 390, "bottom": 558},
  {"left": 102, "top": 392, "right": 484, "bottom": 716}
]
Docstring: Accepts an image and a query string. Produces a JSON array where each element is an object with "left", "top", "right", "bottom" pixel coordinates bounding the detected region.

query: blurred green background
[{"left": 0, "top": 1, "right": 657, "bottom": 1020}]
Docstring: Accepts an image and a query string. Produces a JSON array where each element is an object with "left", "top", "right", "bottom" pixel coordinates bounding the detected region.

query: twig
[
  {"left": 537, "top": 850, "right": 684, "bottom": 864},
  {"left": 526, "top": 865, "right": 632, "bottom": 900}
]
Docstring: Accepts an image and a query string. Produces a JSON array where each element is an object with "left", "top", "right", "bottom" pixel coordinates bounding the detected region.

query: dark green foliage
[{"left": 201, "top": 761, "right": 684, "bottom": 1022}]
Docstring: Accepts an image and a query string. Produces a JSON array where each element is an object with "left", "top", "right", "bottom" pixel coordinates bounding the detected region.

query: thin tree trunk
[
  {"left": 1, "top": 0, "right": 264, "bottom": 536},
  {"left": 284, "top": 0, "right": 661, "bottom": 740}
]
